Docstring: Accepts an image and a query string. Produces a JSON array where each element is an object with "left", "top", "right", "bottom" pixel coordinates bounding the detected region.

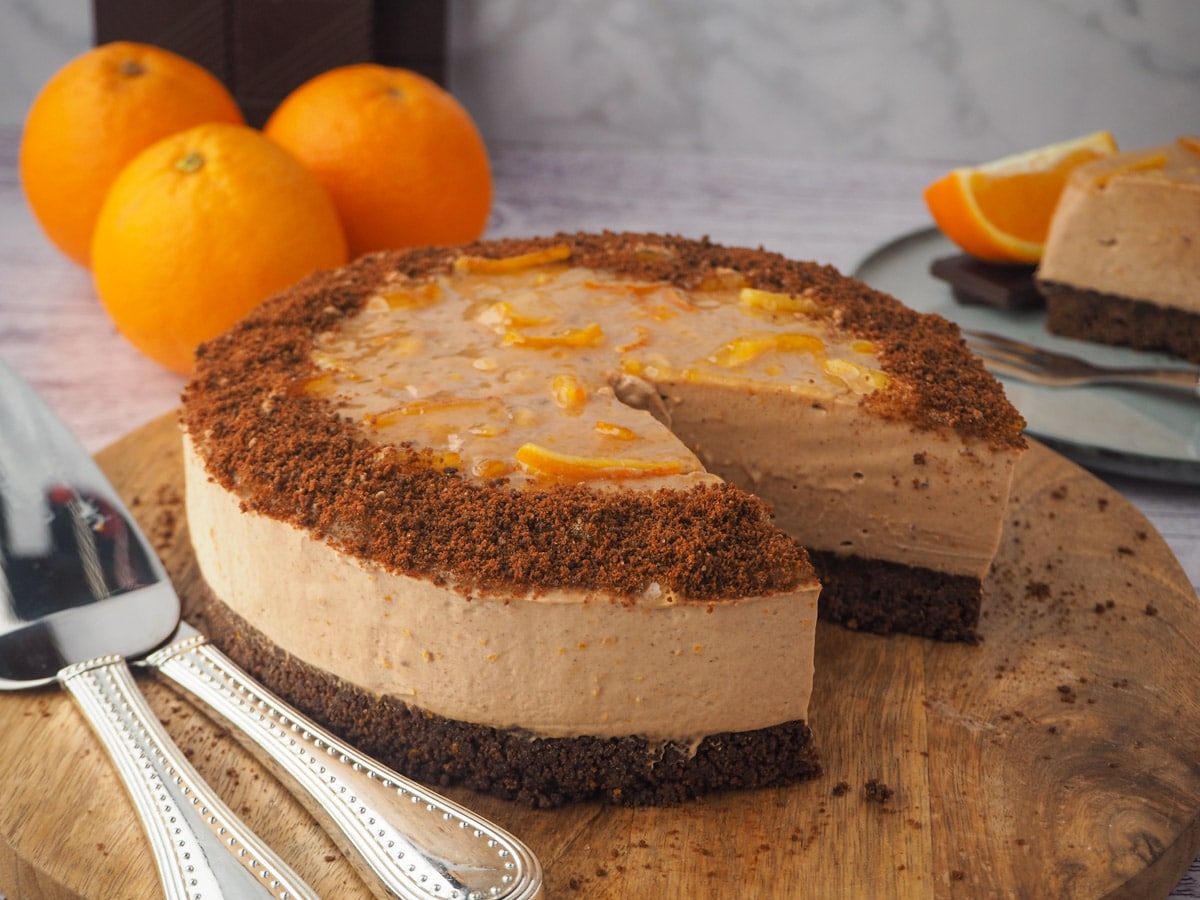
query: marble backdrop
[{"left": 1, "top": 0, "right": 1197, "bottom": 163}]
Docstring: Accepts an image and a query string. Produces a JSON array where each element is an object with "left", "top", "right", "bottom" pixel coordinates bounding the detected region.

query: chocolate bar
[{"left": 930, "top": 254, "right": 1044, "bottom": 311}]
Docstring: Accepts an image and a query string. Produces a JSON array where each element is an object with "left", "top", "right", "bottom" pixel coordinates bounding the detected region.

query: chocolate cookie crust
[
  {"left": 1040, "top": 280, "right": 1200, "bottom": 364},
  {"left": 809, "top": 550, "right": 980, "bottom": 643},
  {"left": 181, "top": 232, "right": 1024, "bottom": 602}
]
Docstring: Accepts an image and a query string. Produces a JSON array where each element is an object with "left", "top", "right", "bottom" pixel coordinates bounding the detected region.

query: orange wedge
[{"left": 922, "top": 130, "right": 1117, "bottom": 264}]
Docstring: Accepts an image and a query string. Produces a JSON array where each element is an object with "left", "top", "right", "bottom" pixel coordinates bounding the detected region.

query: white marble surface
[
  {"left": 1, "top": 0, "right": 1197, "bottom": 162},
  {"left": 449, "top": 0, "right": 1200, "bottom": 161}
]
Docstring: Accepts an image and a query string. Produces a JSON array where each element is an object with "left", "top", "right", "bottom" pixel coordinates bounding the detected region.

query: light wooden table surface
[{"left": 1, "top": 125, "right": 1198, "bottom": 898}]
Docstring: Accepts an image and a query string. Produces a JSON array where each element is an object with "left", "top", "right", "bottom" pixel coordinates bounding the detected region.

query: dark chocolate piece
[{"left": 930, "top": 254, "right": 1044, "bottom": 311}]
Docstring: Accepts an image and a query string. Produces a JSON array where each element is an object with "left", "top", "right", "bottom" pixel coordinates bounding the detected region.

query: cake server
[
  {"left": 143, "top": 622, "right": 544, "bottom": 900},
  {"left": 0, "top": 360, "right": 317, "bottom": 899},
  {"left": 0, "top": 362, "right": 544, "bottom": 900}
]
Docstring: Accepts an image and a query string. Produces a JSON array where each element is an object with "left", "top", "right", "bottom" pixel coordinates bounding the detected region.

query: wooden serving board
[{"left": 3, "top": 413, "right": 1200, "bottom": 899}]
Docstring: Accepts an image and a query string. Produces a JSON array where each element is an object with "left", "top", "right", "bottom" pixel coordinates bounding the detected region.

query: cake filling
[
  {"left": 309, "top": 246, "right": 886, "bottom": 490},
  {"left": 186, "top": 437, "right": 817, "bottom": 742}
]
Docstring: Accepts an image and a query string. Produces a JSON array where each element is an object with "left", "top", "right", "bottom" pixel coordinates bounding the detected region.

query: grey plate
[{"left": 852, "top": 228, "right": 1200, "bottom": 486}]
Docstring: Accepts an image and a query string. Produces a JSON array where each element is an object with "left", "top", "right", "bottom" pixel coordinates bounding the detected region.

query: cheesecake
[
  {"left": 1036, "top": 136, "right": 1200, "bottom": 363},
  {"left": 181, "top": 232, "right": 1026, "bottom": 806}
]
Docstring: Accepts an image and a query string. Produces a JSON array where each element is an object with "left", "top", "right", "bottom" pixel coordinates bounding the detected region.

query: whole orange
[
  {"left": 19, "top": 41, "right": 244, "bottom": 268},
  {"left": 91, "top": 122, "right": 348, "bottom": 375},
  {"left": 263, "top": 64, "right": 492, "bottom": 258}
]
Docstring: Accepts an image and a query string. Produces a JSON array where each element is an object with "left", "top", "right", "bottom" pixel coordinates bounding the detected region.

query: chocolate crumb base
[
  {"left": 1039, "top": 281, "right": 1200, "bottom": 365},
  {"left": 200, "top": 590, "right": 822, "bottom": 808},
  {"left": 810, "top": 550, "right": 981, "bottom": 643}
]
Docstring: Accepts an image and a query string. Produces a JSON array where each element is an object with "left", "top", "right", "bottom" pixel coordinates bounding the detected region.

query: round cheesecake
[{"left": 181, "top": 232, "right": 1025, "bottom": 806}]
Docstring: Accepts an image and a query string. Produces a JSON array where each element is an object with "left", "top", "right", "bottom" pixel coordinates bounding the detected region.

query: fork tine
[
  {"left": 963, "top": 329, "right": 1086, "bottom": 370},
  {"left": 961, "top": 329, "right": 1044, "bottom": 355},
  {"left": 964, "top": 340, "right": 1041, "bottom": 369},
  {"left": 960, "top": 329, "right": 1200, "bottom": 396},
  {"left": 968, "top": 353, "right": 1045, "bottom": 382},
  {"left": 969, "top": 328, "right": 1065, "bottom": 362}
]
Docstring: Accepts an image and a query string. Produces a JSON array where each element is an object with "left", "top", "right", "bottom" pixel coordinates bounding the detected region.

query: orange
[
  {"left": 263, "top": 64, "right": 492, "bottom": 258},
  {"left": 922, "top": 130, "right": 1118, "bottom": 264},
  {"left": 19, "top": 41, "right": 244, "bottom": 268},
  {"left": 91, "top": 123, "right": 348, "bottom": 375}
]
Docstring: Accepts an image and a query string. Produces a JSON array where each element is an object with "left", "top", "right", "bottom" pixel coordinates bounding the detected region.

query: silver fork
[{"left": 964, "top": 330, "right": 1200, "bottom": 399}]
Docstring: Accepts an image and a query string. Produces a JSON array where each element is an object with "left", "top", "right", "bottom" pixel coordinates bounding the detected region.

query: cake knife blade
[
  {"left": 0, "top": 359, "right": 317, "bottom": 899},
  {"left": 0, "top": 361, "right": 544, "bottom": 899}
]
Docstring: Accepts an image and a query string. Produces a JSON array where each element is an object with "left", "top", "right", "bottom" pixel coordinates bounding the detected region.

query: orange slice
[{"left": 922, "top": 130, "right": 1117, "bottom": 264}]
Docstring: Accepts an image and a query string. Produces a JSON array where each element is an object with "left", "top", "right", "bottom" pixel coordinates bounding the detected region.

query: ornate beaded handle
[
  {"left": 59, "top": 655, "right": 318, "bottom": 900},
  {"left": 145, "top": 626, "right": 544, "bottom": 900}
]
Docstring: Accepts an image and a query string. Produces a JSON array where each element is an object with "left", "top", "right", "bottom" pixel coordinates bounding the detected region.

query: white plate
[{"left": 852, "top": 229, "right": 1200, "bottom": 485}]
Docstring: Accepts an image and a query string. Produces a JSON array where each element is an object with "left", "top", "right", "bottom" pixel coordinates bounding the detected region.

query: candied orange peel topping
[
  {"left": 711, "top": 333, "right": 825, "bottom": 367},
  {"left": 477, "top": 300, "right": 552, "bottom": 328},
  {"left": 454, "top": 244, "right": 572, "bottom": 274},
  {"left": 551, "top": 373, "right": 589, "bottom": 412},
  {"left": 313, "top": 253, "right": 892, "bottom": 489},
  {"left": 738, "top": 287, "right": 827, "bottom": 317},
  {"left": 594, "top": 421, "right": 637, "bottom": 439},
  {"left": 375, "top": 281, "right": 444, "bottom": 309},
  {"left": 1094, "top": 152, "right": 1167, "bottom": 187},
  {"left": 515, "top": 443, "right": 686, "bottom": 481},
  {"left": 823, "top": 358, "right": 891, "bottom": 392},
  {"left": 365, "top": 396, "right": 505, "bottom": 428},
  {"left": 504, "top": 322, "right": 605, "bottom": 349}
]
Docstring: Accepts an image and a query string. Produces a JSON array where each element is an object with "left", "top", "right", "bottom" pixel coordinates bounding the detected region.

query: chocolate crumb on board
[
  {"left": 864, "top": 779, "right": 894, "bottom": 803},
  {"left": 1025, "top": 581, "right": 1051, "bottom": 600},
  {"left": 832, "top": 781, "right": 851, "bottom": 796}
]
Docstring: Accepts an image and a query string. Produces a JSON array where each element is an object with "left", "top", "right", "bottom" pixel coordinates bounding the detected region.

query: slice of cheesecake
[
  {"left": 181, "top": 232, "right": 1025, "bottom": 806},
  {"left": 1036, "top": 136, "right": 1200, "bottom": 363}
]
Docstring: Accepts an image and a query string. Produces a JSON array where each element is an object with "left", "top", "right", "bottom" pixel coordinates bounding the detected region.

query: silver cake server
[
  {"left": 0, "top": 361, "right": 544, "bottom": 900},
  {"left": 0, "top": 359, "right": 316, "bottom": 899},
  {"left": 143, "top": 622, "right": 544, "bottom": 900}
]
